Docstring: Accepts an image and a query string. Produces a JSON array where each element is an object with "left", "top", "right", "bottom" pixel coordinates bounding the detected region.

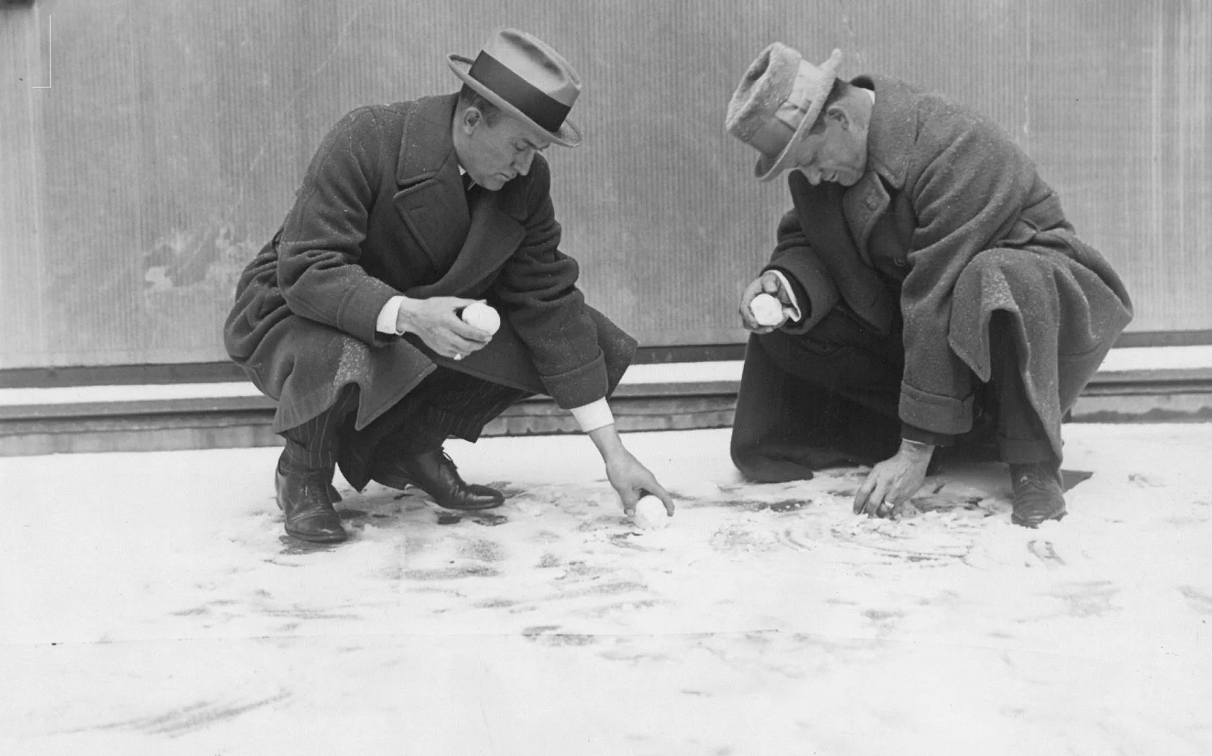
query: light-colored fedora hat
[
  {"left": 448, "top": 29, "right": 582, "bottom": 148},
  {"left": 725, "top": 44, "right": 842, "bottom": 181}
]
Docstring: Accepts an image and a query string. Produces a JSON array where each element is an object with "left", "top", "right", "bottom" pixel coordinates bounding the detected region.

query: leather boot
[
  {"left": 275, "top": 463, "right": 348, "bottom": 543},
  {"left": 374, "top": 449, "right": 504, "bottom": 510},
  {"left": 1009, "top": 461, "right": 1066, "bottom": 527}
]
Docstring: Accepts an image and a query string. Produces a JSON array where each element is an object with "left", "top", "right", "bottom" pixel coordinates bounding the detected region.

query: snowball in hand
[
  {"left": 461, "top": 302, "right": 500, "bottom": 335},
  {"left": 749, "top": 293, "right": 785, "bottom": 326},
  {"left": 632, "top": 495, "right": 670, "bottom": 530}
]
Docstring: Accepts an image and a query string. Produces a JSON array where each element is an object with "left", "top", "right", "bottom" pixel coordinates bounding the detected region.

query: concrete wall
[{"left": 2, "top": 0, "right": 1209, "bottom": 369}]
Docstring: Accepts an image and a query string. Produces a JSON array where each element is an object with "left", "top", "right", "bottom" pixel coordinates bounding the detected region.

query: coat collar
[
  {"left": 396, "top": 94, "right": 462, "bottom": 185},
  {"left": 854, "top": 74, "right": 919, "bottom": 191},
  {"left": 837, "top": 75, "right": 921, "bottom": 262}
]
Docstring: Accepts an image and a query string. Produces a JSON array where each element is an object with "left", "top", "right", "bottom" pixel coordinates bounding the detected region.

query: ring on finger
[{"left": 453, "top": 353, "right": 463, "bottom": 361}]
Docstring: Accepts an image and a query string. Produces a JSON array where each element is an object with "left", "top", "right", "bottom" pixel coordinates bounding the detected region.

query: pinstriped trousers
[{"left": 279, "top": 367, "right": 531, "bottom": 486}]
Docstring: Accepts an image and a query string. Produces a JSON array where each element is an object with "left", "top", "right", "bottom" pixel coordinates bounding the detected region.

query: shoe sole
[
  {"left": 374, "top": 476, "right": 504, "bottom": 511},
  {"left": 284, "top": 526, "right": 348, "bottom": 543},
  {"left": 435, "top": 499, "right": 505, "bottom": 511},
  {"left": 1011, "top": 509, "right": 1067, "bottom": 528}
]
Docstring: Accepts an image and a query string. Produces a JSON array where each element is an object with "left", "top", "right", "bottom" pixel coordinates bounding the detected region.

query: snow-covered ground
[{"left": 2, "top": 423, "right": 1210, "bottom": 755}]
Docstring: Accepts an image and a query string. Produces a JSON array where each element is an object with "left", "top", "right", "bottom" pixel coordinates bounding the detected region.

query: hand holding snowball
[
  {"left": 739, "top": 272, "right": 792, "bottom": 333},
  {"left": 632, "top": 494, "right": 671, "bottom": 530},
  {"left": 749, "top": 293, "right": 785, "bottom": 326},
  {"left": 587, "top": 425, "right": 675, "bottom": 521},
  {"left": 397, "top": 296, "right": 492, "bottom": 361},
  {"left": 460, "top": 301, "right": 500, "bottom": 336}
]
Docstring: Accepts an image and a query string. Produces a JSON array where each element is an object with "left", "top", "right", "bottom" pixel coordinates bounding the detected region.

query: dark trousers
[
  {"left": 279, "top": 367, "right": 531, "bottom": 488},
  {"left": 731, "top": 306, "right": 1052, "bottom": 482},
  {"left": 986, "top": 311, "right": 1054, "bottom": 465}
]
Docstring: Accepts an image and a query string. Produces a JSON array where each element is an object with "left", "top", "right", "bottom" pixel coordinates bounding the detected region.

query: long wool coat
[
  {"left": 224, "top": 94, "right": 635, "bottom": 434},
  {"left": 731, "top": 75, "right": 1133, "bottom": 480}
]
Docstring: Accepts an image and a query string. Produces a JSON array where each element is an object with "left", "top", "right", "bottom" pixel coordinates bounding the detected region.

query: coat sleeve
[
  {"left": 898, "top": 105, "right": 1039, "bottom": 434},
  {"left": 763, "top": 208, "right": 841, "bottom": 334},
  {"left": 492, "top": 157, "right": 610, "bottom": 409},
  {"left": 275, "top": 107, "right": 401, "bottom": 347}
]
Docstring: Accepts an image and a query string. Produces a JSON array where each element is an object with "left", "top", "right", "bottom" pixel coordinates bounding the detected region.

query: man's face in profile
[
  {"left": 791, "top": 106, "right": 868, "bottom": 187},
  {"left": 458, "top": 108, "right": 551, "bottom": 191}
]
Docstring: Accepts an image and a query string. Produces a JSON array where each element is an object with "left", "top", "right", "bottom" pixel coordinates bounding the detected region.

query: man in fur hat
[
  {"left": 724, "top": 44, "right": 1132, "bottom": 527},
  {"left": 225, "top": 29, "right": 672, "bottom": 543}
]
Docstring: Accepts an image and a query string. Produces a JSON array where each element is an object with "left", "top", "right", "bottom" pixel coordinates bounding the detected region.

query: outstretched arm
[{"left": 586, "top": 423, "right": 674, "bottom": 517}]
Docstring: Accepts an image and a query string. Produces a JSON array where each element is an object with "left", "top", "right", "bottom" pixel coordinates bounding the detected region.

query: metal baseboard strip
[
  {"left": 0, "top": 395, "right": 739, "bottom": 457},
  {"left": 4, "top": 387, "right": 1210, "bottom": 458},
  {"left": 3, "top": 352, "right": 1211, "bottom": 457}
]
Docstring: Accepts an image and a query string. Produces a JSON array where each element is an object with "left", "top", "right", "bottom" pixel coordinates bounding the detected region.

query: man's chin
[{"left": 482, "top": 175, "right": 510, "bottom": 191}]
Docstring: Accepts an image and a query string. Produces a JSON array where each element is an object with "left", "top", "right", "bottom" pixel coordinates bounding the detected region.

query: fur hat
[
  {"left": 448, "top": 29, "right": 582, "bottom": 148},
  {"left": 725, "top": 44, "right": 842, "bottom": 181}
]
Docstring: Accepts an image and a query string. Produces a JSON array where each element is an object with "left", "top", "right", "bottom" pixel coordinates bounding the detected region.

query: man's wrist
[
  {"left": 587, "top": 423, "right": 625, "bottom": 457},
  {"left": 766, "top": 270, "right": 803, "bottom": 322},
  {"left": 394, "top": 296, "right": 421, "bottom": 335},
  {"left": 898, "top": 437, "right": 936, "bottom": 459}
]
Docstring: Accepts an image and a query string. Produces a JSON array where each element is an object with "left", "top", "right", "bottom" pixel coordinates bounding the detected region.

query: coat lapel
[
  {"left": 431, "top": 193, "right": 525, "bottom": 295},
  {"left": 391, "top": 95, "right": 526, "bottom": 298},
  {"left": 842, "top": 172, "right": 889, "bottom": 266},
  {"left": 789, "top": 172, "right": 895, "bottom": 334},
  {"left": 392, "top": 95, "right": 470, "bottom": 270},
  {"left": 841, "top": 75, "right": 915, "bottom": 265},
  {"left": 856, "top": 75, "right": 916, "bottom": 190}
]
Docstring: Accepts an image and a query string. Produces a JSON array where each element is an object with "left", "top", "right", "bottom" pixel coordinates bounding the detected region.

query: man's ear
[
  {"left": 459, "top": 107, "right": 483, "bottom": 135},
  {"left": 825, "top": 104, "right": 852, "bottom": 131}
]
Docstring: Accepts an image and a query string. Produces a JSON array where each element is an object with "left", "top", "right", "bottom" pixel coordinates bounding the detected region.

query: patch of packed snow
[{"left": 2, "top": 424, "right": 1210, "bottom": 755}]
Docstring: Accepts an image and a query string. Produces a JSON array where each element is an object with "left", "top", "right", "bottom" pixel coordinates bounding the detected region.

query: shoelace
[
  {"left": 282, "top": 470, "right": 336, "bottom": 502},
  {"left": 1014, "top": 465, "right": 1055, "bottom": 492}
]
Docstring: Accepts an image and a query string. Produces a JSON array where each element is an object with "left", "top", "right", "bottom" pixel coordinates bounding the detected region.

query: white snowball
[
  {"left": 632, "top": 495, "right": 670, "bottom": 530},
  {"left": 749, "top": 293, "right": 785, "bottom": 326},
  {"left": 461, "top": 302, "right": 501, "bottom": 335}
]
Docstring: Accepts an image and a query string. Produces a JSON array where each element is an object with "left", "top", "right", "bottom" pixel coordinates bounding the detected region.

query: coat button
[
  {"left": 894, "top": 256, "right": 909, "bottom": 267},
  {"left": 866, "top": 196, "right": 879, "bottom": 210}
]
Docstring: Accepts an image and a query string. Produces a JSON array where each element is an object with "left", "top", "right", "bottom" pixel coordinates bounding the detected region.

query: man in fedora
[
  {"left": 724, "top": 44, "right": 1133, "bottom": 527},
  {"left": 225, "top": 29, "right": 673, "bottom": 543}
]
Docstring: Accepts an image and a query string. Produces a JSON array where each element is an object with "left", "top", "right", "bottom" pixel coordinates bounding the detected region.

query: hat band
[
  {"left": 773, "top": 62, "right": 821, "bottom": 130},
  {"left": 468, "top": 52, "right": 571, "bottom": 132}
]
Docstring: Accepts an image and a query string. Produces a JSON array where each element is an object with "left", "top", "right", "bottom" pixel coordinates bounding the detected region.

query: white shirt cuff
[
  {"left": 377, "top": 296, "right": 405, "bottom": 334},
  {"left": 768, "top": 270, "right": 803, "bottom": 322},
  {"left": 570, "top": 398, "right": 614, "bottom": 432}
]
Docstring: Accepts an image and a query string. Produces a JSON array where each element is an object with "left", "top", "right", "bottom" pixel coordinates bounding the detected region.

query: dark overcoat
[
  {"left": 224, "top": 94, "right": 635, "bottom": 435},
  {"left": 732, "top": 75, "right": 1133, "bottom": 481}
]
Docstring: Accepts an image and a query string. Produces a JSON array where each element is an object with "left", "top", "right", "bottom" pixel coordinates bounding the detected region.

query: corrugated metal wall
[{"left": 1, "top": 0, "right": 1209, "bottom": 369}]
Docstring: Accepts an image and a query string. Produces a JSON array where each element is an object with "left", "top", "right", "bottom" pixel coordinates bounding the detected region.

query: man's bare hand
[
  {"left": 587, "top": 425, "right": 675, "bottom": 517},
  {"left": 853, "top": 439, "right": 935, "bottom": 518},
  {"left": 605, "top": 449, "right": 674, "bottom": 517},
  {"left": 397, "top": 296, "right": 492, "bottom": 360},
  {"left": 738, "top": 272, "right": 792, "bottom": 333}
]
